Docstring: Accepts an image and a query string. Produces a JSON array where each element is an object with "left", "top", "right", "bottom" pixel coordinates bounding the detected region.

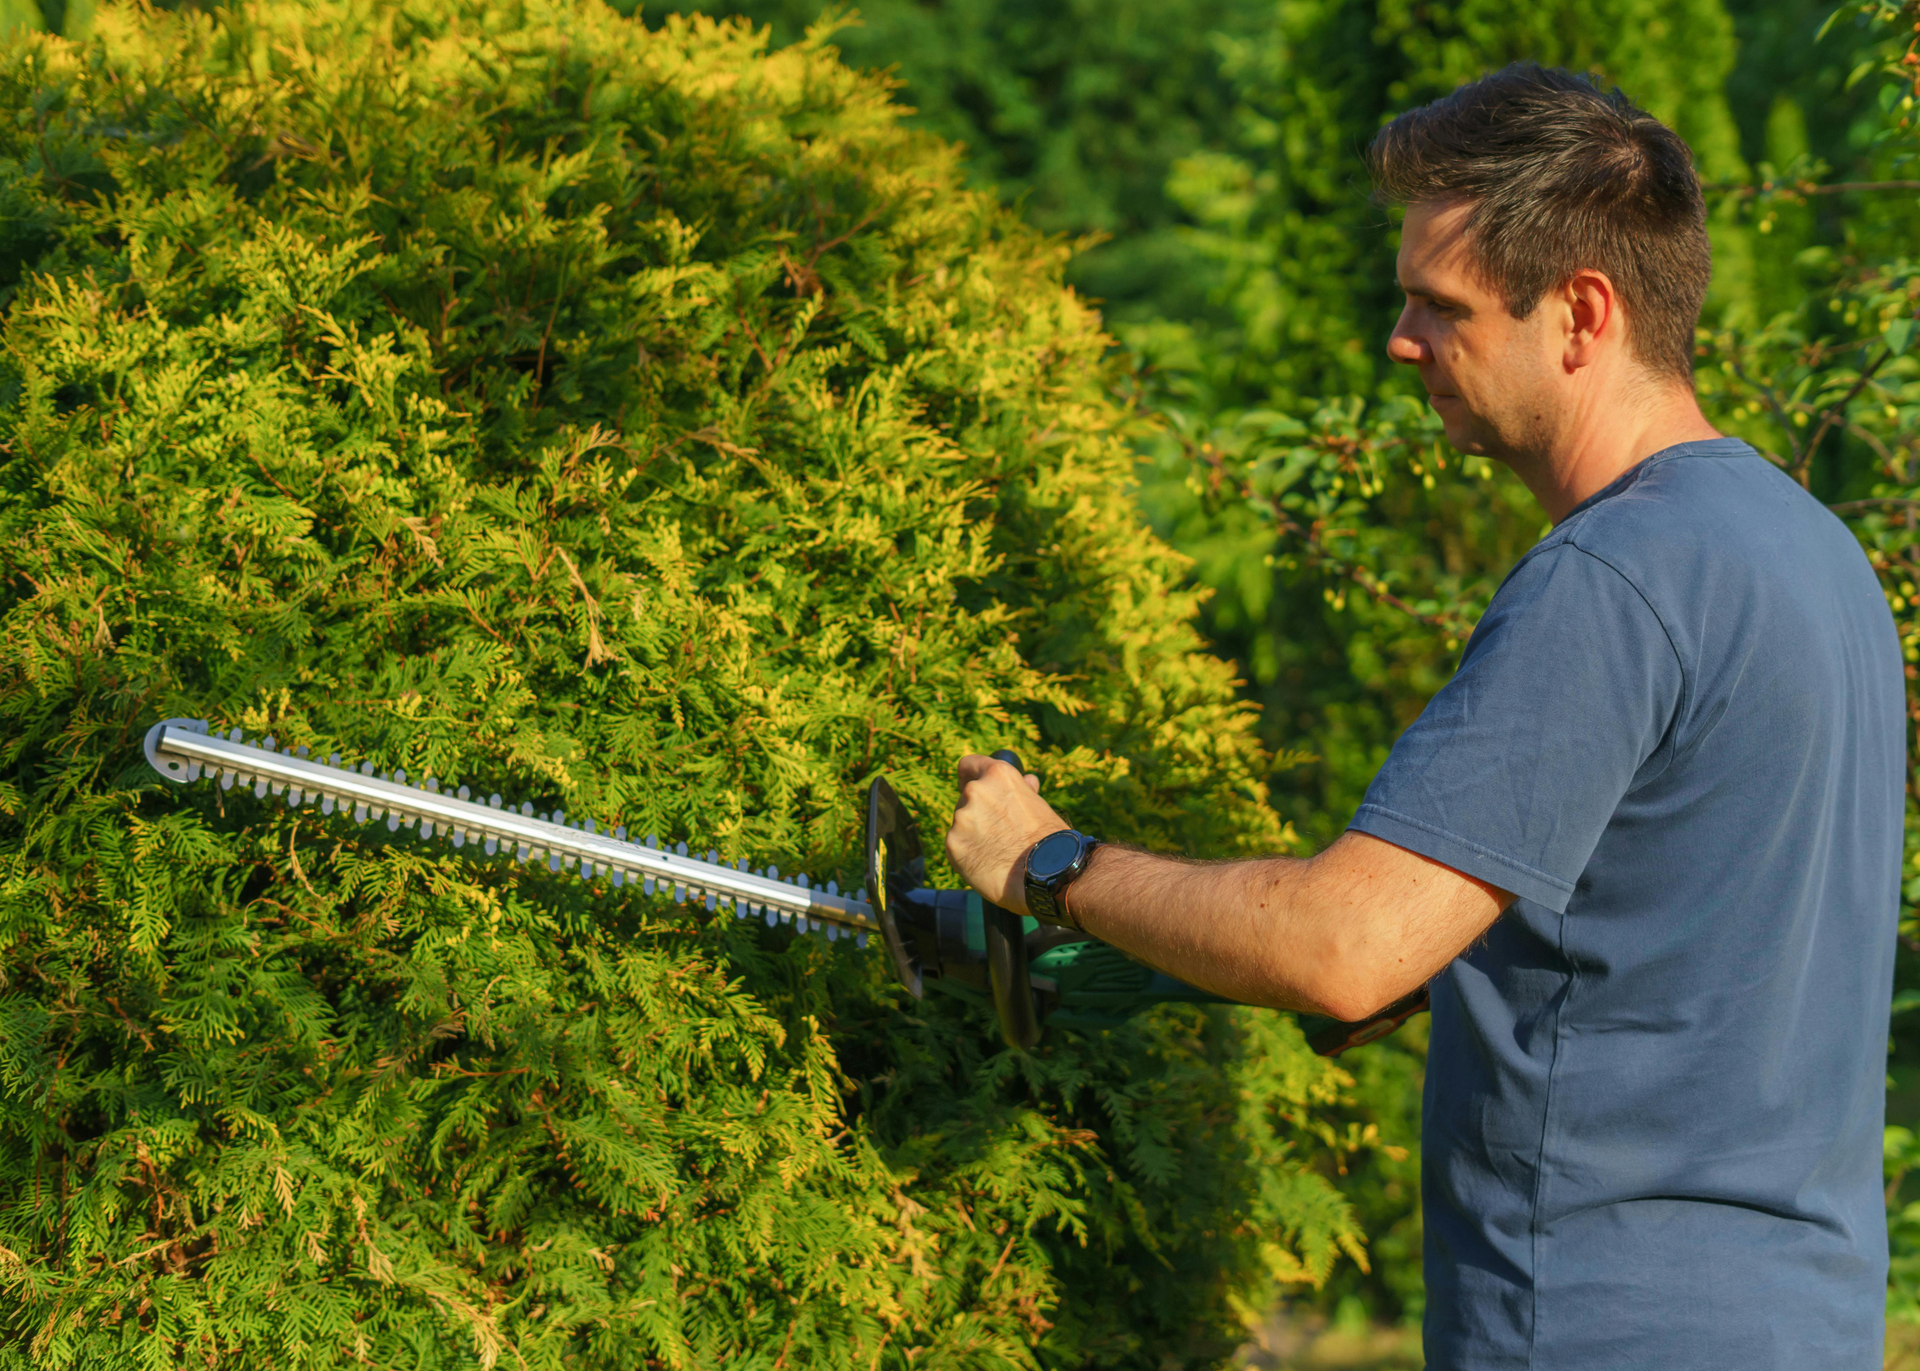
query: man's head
[{"left": 1371, "top": 65, "right": 1709, "bottom": 462}]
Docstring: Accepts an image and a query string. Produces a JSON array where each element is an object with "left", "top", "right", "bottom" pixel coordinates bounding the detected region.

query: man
[{"left": 945, "top": 65, "right": 1905, "bottom": 1369}]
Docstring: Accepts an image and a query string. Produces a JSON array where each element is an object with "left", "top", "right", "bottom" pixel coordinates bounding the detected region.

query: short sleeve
[{"left": 1349, "top": 544, "right": 1685, "bottom": 912}]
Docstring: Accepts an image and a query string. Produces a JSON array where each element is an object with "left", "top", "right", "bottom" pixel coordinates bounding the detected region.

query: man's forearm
[
  {"left": 942, "top": 754, "right": 1512, "bottom": 1023},
  {"left": 1064, "top": 841, "right": 1419, "bottom": 1020}
]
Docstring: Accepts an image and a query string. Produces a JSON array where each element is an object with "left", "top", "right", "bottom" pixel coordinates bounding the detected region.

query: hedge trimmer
[{"left": 143, "top": 719, "right": 1423, "bottom": 1055}]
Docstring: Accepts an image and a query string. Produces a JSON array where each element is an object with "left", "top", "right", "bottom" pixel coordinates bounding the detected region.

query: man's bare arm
[{"left": 944, "top": 755, "right": 1513, "bottom": 1021}]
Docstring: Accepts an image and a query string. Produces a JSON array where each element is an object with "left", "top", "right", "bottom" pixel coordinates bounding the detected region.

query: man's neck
[{"left": 1506, "top": 382, "right": 1721, "bottom": 524}]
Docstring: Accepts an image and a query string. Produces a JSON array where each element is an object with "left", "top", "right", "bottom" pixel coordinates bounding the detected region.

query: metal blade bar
[{"left": 143, "top": 719, "right": 877, "bottom": 937}]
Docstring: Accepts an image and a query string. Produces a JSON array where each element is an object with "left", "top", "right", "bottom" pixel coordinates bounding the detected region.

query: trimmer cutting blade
[{"left": 143, "top": 718, "right": 875, "bottom": 939}]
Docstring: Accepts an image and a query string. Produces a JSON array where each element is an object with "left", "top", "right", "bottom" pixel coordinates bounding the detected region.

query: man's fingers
[
  {"left": 1025, "top": 772, "right": 1040, "bottom": 793},
  {"left": 956, "top": 753, "right": 1029, "bottom": 789}
]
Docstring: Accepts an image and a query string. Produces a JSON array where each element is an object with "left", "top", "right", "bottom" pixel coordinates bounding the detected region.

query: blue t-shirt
[{"left": 1350, "top": 438, "right": 1905, "bottom": 1370}]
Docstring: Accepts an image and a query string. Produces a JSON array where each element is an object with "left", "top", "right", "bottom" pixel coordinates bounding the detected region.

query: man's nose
[{"left": 1386, "top": 311, "right": 1427, "bottom": 365}]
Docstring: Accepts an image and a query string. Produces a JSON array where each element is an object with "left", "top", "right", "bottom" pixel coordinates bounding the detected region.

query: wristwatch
[{"left": 1023, "top": 829, "right": 1103, "bottom": 930}]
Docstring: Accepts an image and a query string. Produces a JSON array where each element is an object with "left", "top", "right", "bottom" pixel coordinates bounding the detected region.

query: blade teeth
[{"left": 172, "top": 736, "right": 878, "bottom": 943}]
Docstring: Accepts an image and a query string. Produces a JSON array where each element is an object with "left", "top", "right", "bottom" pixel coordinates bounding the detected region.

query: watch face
[{"left": 1027, "top": 830, "right": 1083, "bottom": 883}]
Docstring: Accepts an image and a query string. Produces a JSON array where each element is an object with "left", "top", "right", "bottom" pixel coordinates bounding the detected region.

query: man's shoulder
[
  {"left": 1519, "top": 439, "right": 1899, "bottom": 735},
  {"left": 1559, "top": 439, "right": 1847, "bottom": 565},
  {"left": 1538, "top": 440, "right": 1866, "bottom": 606}
]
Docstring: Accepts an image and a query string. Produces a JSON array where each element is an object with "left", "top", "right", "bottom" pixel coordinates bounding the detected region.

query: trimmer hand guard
[{"left": 865, "top": 777, "right": 927, "bottom": 999}]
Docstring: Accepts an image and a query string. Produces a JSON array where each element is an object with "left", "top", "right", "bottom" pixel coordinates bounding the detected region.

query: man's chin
[{"left": 1431, "top": 404, "right": 1489, "bottom": 455}]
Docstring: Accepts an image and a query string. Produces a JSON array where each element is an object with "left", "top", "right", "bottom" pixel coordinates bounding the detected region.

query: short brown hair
[{"left": 1368, "top": 64, "right": 1710, "bottom": 380}]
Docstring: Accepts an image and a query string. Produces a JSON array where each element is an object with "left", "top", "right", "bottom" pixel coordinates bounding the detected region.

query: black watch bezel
[{"left": 1024, "top": 829, "right": 1100, "bottom": 927}]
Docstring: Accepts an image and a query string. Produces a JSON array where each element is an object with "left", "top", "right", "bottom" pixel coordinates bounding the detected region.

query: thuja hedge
[{"left": 0, "top": 3, "right": 1370, "bottom": 1366}]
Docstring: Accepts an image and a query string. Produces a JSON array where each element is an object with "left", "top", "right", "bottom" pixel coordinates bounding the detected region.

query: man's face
[{"left": 1387, "top": 201, "right": 1557, "bottom": 459}]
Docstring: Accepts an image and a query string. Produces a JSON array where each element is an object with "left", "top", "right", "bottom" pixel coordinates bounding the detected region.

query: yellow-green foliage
[{"left": 0, "top": 2, "right": 1369, "bottom": 1366}]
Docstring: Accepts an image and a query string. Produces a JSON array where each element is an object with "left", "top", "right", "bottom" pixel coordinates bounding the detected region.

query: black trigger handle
[{"left": 984, "top": 748, "right": 1042, "bottom": 1048}]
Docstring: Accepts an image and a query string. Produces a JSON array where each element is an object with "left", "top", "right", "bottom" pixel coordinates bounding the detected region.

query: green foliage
[
  {"left": 0, "top": 2, "right": 1386, "bottom": 1365},
  {"left": 1134, "top": 0, "right": 1744, "bottom": 416},
  {"left": 637, "top": 0, "right": 1275, "bottom": 327}
]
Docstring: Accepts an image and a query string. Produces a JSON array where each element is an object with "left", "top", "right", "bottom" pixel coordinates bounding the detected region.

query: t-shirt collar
[{"left": 1558, "top": 436, "right": 1758, "bottom": 524}]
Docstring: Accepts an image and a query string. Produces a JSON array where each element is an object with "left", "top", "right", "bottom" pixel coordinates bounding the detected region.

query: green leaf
[{"left": 1886, "top": 317, "right": 1916, "bottom": 356}]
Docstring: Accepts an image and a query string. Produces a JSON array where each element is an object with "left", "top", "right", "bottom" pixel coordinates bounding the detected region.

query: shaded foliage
[{"left": 635, "top": 0, "right": 1276, "bottom": 328}]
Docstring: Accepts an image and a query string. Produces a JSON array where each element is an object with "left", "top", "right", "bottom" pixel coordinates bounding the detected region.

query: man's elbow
[
  {"left": 1302, "top": 979, "right": 1390, "bottom": 1025},
  {"left": 1295, "top": 946, "right": 1405, "bottom": 1024}
]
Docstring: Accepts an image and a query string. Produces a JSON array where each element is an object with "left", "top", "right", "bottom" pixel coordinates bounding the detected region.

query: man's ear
[{"left": 1564, "top": 268, "right": 1620, "bottom": 372}]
